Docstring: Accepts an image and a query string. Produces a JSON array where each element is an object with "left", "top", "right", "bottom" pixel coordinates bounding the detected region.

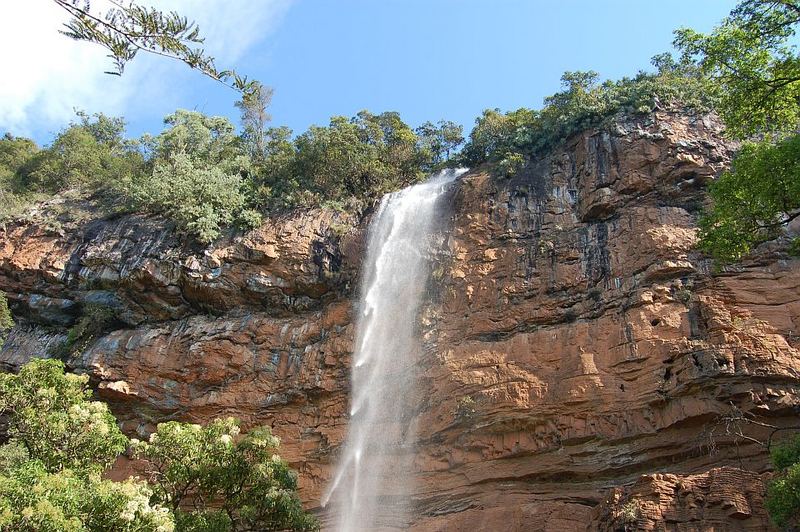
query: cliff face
[{"left": 2, "top": 110, "right": 799, "bottom": 530}]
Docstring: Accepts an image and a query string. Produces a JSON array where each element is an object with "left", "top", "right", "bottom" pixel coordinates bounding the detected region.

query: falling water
[{"left": 322, "top": 168, "right": 467, "bottom": 531}]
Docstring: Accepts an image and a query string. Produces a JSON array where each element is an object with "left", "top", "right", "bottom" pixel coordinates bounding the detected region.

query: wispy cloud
[{"left": 0, "top": 0, "right": 292, "bottom": 137}]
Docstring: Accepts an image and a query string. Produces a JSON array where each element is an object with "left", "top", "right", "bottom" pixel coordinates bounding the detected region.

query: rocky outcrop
[
  {"left": 1, "top": 109, "right": 798, "bottom": 530},
  {"left": 0, "top": 207, "right": 361, "bottom": 500},
  {"left": 591, "top": 467, "right": 772, "bottom": 530}
]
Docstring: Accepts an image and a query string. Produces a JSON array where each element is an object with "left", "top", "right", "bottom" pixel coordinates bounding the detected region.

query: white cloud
[{"left": 0, "top": 0, "right": 292, "bottom": 137}]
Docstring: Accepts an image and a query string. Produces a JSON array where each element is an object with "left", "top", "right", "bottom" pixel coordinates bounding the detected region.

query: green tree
[
  {"left": 0, "top": 134, "right": 39, "bottom": 186},
  {"left": 675, "top": 0, "right": 800, "bottom": 139},
  {"left": 766, "top": 434, "right": 800, "bottom": 529},
  {"left": 290, "top": 111, "right": 423, "bottom": 205},
  {"left": 0, "top": 359, "right": 174, "bottom": 531},
  {"left": 698, "top": 135, "right": 800, "bottom": 261},
  {"left": 152, "top": 110, "right": 243, "bottom": 168},
  {"left": 0, "top": 359, "right": 127, "bottom": 475},
  {"left": 236, "top": 82, "right": 275, "bottom": 162},
  {"left": 675, "top": 0, "right": 800, "bottom": 262},
  {"left": 416, "top": 120, "right": 464, "bottom": 168},
  {"left": 16, "top": 112, "right": 143, "bottom": 195},
  {"left": 132, "top": 418, "right": 318, "bottom": 531},
  {"left": 250, "top": 126, "right": 298, "bottom": 209},
  {"left": 0, "top": 460, "right": 174, "bottom": 532}
]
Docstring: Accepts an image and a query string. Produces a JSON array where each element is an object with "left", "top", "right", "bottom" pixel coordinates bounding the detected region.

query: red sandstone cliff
[{"left": 1, "top": 109, "right": 798, "bottom": 530}]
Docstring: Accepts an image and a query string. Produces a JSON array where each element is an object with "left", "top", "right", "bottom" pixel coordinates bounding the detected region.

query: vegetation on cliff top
[
  {"left": 0, "top": 54, "right": 718, "bottom": 244},
  {"left": 3, "top": 1, "right": 798, "bottom": 263},
  {"left": 0, "top": 107, "right": 464, "bottom": 242},
  {"left": 0, "top": 359, "right": 317, "bottom": 531},
  {"left": 458, "top": 55, "right": 715, "bottom": 171}
]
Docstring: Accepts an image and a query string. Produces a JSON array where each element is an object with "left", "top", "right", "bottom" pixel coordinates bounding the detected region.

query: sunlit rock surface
[{"left": 2, "top": 109, "right": 798, "bottom": 530}]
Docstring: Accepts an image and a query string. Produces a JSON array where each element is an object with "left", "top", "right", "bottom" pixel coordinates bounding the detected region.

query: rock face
[{"left": 1, "top": 109, "right": 799, "bottom": 530}]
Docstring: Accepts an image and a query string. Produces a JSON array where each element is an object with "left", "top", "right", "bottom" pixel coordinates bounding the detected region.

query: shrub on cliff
[
  {"left": 0, "top": 359, "right": 316, "bottom": 532},
  {"left": 2, "top": 106, "right": 453, "bottom": 242},
  {"left": 0, "top": 359, "right": 173, "bottom": 531},
  {"left": 459, "top": 55, "right": 714, "bottom": 172},
  {"left": 766, "top": 434, "right": 800, "bottom": 529},
  {"left": 253, "top": 110, "right": 435, "bottom": 210},
  {"left": 675, "top": 0, "right": 800, "bottom": 263},
  {"left": 126, "top": 110, "right": 261, "bottom": 243},
  {"left": 128, "top": 152, "right": 261, "bottom": 243},
  {"left": 132, "top": 418, "right": 318, "bottom": 531},
  {"left": 0, "top": 292, "right": 12, "bottom": 348}
]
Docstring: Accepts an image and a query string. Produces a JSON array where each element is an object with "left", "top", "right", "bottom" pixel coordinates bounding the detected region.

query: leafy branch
[{"left": 52, "top": 0, "right": 258, "bottom": 95}]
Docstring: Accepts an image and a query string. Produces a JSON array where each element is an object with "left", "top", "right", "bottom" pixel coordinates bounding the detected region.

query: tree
[
  {"left": 0, "top": 135, "right": 38, "bottom": 185},
  {"left": 766, "top": 434, "right": 800, "bottom": 528},
  {"left": 675, "top": 0, "right": 800, "bottom": 262},
  {"left": 698, "top": 135, "right": 800, "bottom": 262},
  {"left": 0, "top": 460, "right": 174, "bottom": 532},
  {"left": 236, "top": 82, "right": 275, "bottom": 162},
  {"left": 675, "top": 0, "right": 800, "bottom": 139},
  {"left": 0, "top": 359, "right": 315, "bottom": 531},
  {"left": 131, "top": 418, "right": 318, "bottom": 531},
  {"left": 0, "top": 359, "right": 174, "bottom": 531},
  {"left": 0, "top": 359, "right": 127, "bottom": 476},
  {"left": 52, "top": 0, "right": 257, "bottom": 95},
  {"left": 459, "top": 107, "right": 537, "bottom": 169},
  {"left": 416, "top": 120, "right": 464, "bottom": 168},
  {"left": 289, "top": 111, "right": 426, "bottom": 205},
  {"left": 14, "top": 112, "right": 143, "bottom": 195},
  {"left": 153, "top": 110, "right": 242, "bottom": 167}
]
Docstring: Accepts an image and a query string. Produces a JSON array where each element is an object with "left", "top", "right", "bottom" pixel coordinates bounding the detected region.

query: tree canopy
[
  {"left": 675, "top": 0, "right": 800, "bottom": 262},
  {"left": 0, "top": 359, "right": 317, "bottom": 532},
  {"left": 675, "top": 0, "right": 800, "bottom": 139}
]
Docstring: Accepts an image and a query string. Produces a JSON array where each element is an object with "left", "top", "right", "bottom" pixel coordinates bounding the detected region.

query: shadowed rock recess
[{"left": 1, "top": 109, "right": 799, "bottom": 530}]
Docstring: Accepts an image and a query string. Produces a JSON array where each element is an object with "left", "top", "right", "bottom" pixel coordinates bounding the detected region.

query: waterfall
[{"left": 322, "top": 168, "right": 467, "bottom": 531}]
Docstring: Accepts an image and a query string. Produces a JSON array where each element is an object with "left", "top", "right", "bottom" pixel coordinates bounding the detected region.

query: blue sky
[{"left": 1, "top": 0, "right": 737, "bottom": 145}]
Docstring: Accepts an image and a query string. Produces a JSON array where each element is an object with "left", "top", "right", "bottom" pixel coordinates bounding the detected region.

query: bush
[
  {"left": 0, "top": 292, "right": 12, "bottom": 347},
  {"left": 459, "top": 55, "right": 715, "bottom": 174},
  {"left": 53, "top": 303, "right": 118, "bottom": 361},
  {"left": 698, "top": 134, "right": 800, "bottom": 262},
  {"left": 0, "top": 359, "right": 316, "bottom": 531},
  {"left": 766, "top": 434, "right": 800, "bottom": 528},
  {"left": 129, "top": 153, "right": 260, "bottom": 243},
  {"left": 454, "top": 396, "right": 477, "bottom": 422},
  {"left": 132, "top": 418, "right": 318, "bottom": 531}
]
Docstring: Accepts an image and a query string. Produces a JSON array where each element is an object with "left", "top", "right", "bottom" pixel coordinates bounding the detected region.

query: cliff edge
[{"left": 1, "top": 109, "right": 798, "bottom": 530}]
